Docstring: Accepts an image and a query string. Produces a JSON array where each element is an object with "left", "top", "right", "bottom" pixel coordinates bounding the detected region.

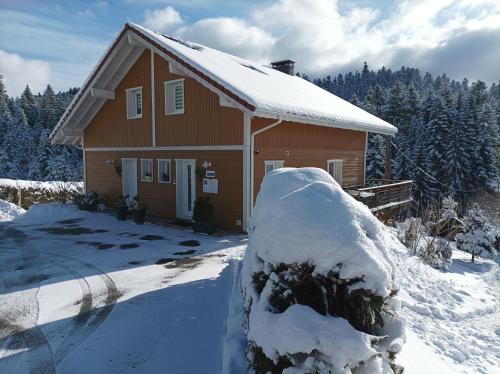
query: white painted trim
[
  {"left": 83, "top": 145, "right": 87, "bottom": 193},
  {"left": 175, "top": 159, "right": 196, "bottom": 219},
  {"left": 264, "top": 160, "right": 285, "bottom": 175},
  {"left": 164, "top": 79, "right": 185, "bottom": 115},
  {"left": 250, "top": 118, "right": 282, "bottom": 220},
  {"left": 140, "top": 159, "right": 154, "bottom": 182},
  {"left": 151, "top": 50, "right": 156, "bottom": 147},
  {"left": 168, "top": 63, "right": 186, "bottom": 76},
  {"left": 127, "top": 33, "right": 143, "bottom": 46},
  {"left": 126, "top": 86, "right": 143, "bottom": 119},
  {"left": 220, "top": 97, "right": 237, "bottom": 108},
  {"left": 157, "top": 159, "right": 172, "bottom": 183},
  {"left": 85, "top": 145, "right": 244, "bottom": 152},
  {"left": 242, "top": 112, "right": 251, "bottom": 232},
  {"left": 90, "top": 87, "right": 115, "bottom": 100},
  {"left": 121, "top": 158, "right": 138, "bottom": 204},
  {"left": 62, "top": 129, "right": 83, "bottom": 137}
]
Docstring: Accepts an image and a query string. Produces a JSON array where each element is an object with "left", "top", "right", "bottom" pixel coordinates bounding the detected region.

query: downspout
[{"left": 249, "top": 117, "right": 283, "bottom": 221}]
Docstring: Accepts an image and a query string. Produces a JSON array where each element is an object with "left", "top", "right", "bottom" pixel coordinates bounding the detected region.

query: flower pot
[
  {"left": 133, "top": 208, "right": 147, "bottom": 225},
  {"left": 115, "top": 205, "right": 128, "bottom": 221},
  {"left": 193, "top": 221, "right": 216, "bottom": 235}
]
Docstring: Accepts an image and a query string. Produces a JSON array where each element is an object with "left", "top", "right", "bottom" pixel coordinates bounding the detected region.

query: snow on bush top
[
  {"left": 250, "top": 167, "right": 402, "bottom": 297},
  {"left": 0, "top": 199, "right": 26, "bottom": 221},
  {"left": 14, "top": 203, "right": 87, "bottom": 225},
  {"left": 0, "top": 179, "right": 84, "bottom": 192}
]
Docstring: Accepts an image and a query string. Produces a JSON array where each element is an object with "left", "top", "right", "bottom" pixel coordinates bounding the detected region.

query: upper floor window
[
  {"left": 327, "top": 159, "right": 343, "bottom": 185},
  {"left": 126, "top": 87, "right": 143, "bottom": 119},
  {"left": 164, "top": 79, "right": 184, "bottom": 115},
  {"left": 264, "top": 160, "right": 284, "bottom": 175}
]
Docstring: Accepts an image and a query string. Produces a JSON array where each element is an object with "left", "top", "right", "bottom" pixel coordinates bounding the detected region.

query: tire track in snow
[
  {"left": 38, "top": 250, "right": 121, "bottom": 365},
  {"left": 0, "top": 226, "right": 56, "bottom": 374}
]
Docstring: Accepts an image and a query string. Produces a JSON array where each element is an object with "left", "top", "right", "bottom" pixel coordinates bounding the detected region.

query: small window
[
  {"left": 327, "top": 159, "right": 343, "bottom": 185},
  {"left": 264, "top": 160, "right": 284, "bottom": 175},
  {"left": 141, "top": 159, "right": 153, "bottom": 182},
  {"left": 126, "top": 87, "right": 143, "bottom": 119},
  {"left": 158, "top": 159, "right": 171, "bottom": 183},
  {"left": 164, "top": 79, "right": 184, "bottom": 115}
]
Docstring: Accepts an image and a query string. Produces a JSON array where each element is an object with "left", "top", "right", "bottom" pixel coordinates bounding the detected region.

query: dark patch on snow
[
  {"left": 164, "top": 257, "right": 202, "bottom": 270},
  {"left": 178, "top": 240, "right": 200, "bottom": 247},
  {"left": 55, "top": 218, "right": 84, "bottom": 225},
  {"left": 156, "top": 258, "right": 176, "bottom": 265},
  {"left": 128, "top": 260, "right": 143, "bottom": 265},
  {"left": 120, "top": 243, "right": 139, "bottom": 250},
  {"left": 39, "top": 226, "right": 94, "bottom": 235},
  {"left": 96, "top": 244, "right": 114, "bottom": 250},
  {"left": 94, "top": 229, "right": 108, "bottom": 233},
  {"left": 173, "top": 249, "right": 196, "bottom": 255},
  {"left": 15, "top": 265, "right": 25, "bottom": 271},
  {"left": 139, "top": 234, "right": 164, "bottom": 241},
  {"left": 171, "top": 219, "right": 192, "bottom": 227},
  {"left": 26, "top": 274, "right": 50, "bottom": 284}
]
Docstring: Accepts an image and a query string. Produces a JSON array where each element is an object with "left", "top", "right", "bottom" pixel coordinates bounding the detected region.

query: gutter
[{"left": 249, "top": 117, "right": 283, "bottom": 220}]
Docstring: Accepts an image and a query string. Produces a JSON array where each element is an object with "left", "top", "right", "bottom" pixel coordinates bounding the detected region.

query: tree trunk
[
  {"left": 384, "top": 135, "right": 392, "bottom": 180},
  {"left": 471, "top": 251, "right": 475, "bottom": 263}
]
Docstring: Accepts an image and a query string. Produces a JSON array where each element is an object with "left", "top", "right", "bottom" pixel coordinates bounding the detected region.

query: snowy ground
[
  {"left": 0, "top": 202, "right": 245, "bottom": 373},
  {"left": 0, "top": 201, "right": 498, "bottom": 373}
]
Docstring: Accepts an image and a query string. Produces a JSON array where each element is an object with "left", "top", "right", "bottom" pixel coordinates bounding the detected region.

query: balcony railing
[{"left": 346, "top": 179, "right": 413, "bottom": 212}]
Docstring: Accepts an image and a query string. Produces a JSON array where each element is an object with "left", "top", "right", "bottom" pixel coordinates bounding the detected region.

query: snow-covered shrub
[
  {"left": 416, "top": 238, "right": 452, "bottom": 271},
  {"left": 430, "top": 196, "right": 463, "bottom": 239},
  {"left": 242, "top": 168, "right": 405, "bottom": 374},
  {"left": 456, "top": 208, "right": 497, "bottom": 262},
  {"left": 74, "top": 191, "right": 100, "bottom": 211}
]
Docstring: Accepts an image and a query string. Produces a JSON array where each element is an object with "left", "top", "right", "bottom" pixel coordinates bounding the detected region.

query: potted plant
[
  {"left": 192, "top": 196, "right": 216, "bottom": 234},
  {"left": 131, "top": 195, "right": 147, "bottom": 224},
  {"left": 114, "top": 195, "right": 128, "bottom": 221}
]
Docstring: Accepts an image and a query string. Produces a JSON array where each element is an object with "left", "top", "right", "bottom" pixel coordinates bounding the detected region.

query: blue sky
[{"left": 1, "top": 0, "right": 499, "bottom": 96}]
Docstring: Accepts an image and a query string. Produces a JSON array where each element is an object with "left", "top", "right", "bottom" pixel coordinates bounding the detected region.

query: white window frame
[
  {"left": 327, "top": 159, "right": 343, "bottom": 185},
  {"left": 264, "top": 160, "right": 284, "bottom": 175},
  {"left": 157, "top": 159, "right": 172, "bottom": 183},
  {"left": 140, "top": 159, "right": 153, "bottom": 182},
  {"left": 164, "top": 79, "right": 185, "bottom": 115},
  {"left": 126, "top": 86, "right": 143, "bottom": 119}
]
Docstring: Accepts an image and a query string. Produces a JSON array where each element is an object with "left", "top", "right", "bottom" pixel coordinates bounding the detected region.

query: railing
[{"left": 346, "top": 180, "right": 413, "bottom": 212}]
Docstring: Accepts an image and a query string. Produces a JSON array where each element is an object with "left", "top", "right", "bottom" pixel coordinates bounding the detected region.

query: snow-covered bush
[
  {"left": 430, "top": 196, "right": 462, "bottom": 239},
  {"left": 456, "top": 208, "right": 497, "bottom": 262},
  {"left": 416, "top": 238, "right": 452, "bottom": 271},
  {"left": 74, "top": 191, "right": 100, "bottom": 211},
  {"left": 242, "top": 168, "right": 405, "bottom": 373}
]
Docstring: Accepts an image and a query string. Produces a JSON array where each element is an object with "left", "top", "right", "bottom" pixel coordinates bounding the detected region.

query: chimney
[{"left": 270, "top": 59, "right": 295, "bottom": 75}]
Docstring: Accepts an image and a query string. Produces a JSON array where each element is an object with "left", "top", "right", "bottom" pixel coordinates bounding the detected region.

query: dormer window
[
  {"left": 126, "top": 87, "right": 143, "bottom": 119},
  {"left": 164, "top": 79, "right": 184, "bottom": 115}
]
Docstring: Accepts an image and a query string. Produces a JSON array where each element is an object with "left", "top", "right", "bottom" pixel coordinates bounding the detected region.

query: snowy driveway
[{"left": 0, "top": 204, "right": 246, "bottom": 373}]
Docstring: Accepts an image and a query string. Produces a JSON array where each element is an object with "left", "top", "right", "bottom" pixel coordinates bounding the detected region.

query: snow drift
[
  {"left": 0, "top": 199, "right": 25, "bottom": 221},
  {"left": 242, "top": 168, "right": 405, "bottom": 373}
]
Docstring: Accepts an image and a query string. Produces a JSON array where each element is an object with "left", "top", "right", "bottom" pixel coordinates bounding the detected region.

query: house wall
[
  {"left": 252, "top": 117, "right": 366, "bottom": 201},
  {"left": 84, "top": 51, "right": 243, "bottom": 148},
  {"left": 85, "top": 150, "right": 243, "bottom": 230}
]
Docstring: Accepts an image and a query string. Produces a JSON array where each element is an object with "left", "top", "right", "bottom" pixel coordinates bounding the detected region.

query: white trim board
[{"left": 85, "top": 145, "right": 244, "bottom": 152}]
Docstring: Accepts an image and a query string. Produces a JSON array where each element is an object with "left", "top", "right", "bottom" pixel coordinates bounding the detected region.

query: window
[
  {"left": 164, "top": 79, "right": 184, "bottom": 115},
  {"left": 264, "top": 160, "right": 284, "bottom": 175},
  {"left": 158, "top": 159, "right": 171, "bottom": 183},
  {"left": 126, "top": 87, "right": 142, "bottom": 119},
  {"left": 327, "top": 160, "right": 343, "bottom": 185},
  {"left": 141, "top": 159, "right": 153, "bottom": 182}
]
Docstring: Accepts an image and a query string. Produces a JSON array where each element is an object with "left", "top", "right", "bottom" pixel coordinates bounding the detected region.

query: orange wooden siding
[
  {"left": 84, "top": 51, "right": 152, "bottom": 147},
  {"left": 252, "top": 117, "right": 366, "bottom": 201},
  {"left": 154, "top": 54, "right": 243, "bottom": 146},
  {"left": 85, "top": 150, "right": 243, "bottom": 230}
]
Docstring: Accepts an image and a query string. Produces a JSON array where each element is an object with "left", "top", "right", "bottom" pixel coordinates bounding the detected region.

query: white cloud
[
  {"left": 144, "top": 6, "right": 183, "bottom": 32},
  {"left": 177, "top": 18, "right": 276, "bottom": 61},
  {"left": 0, "top": 50, "right": 51, "bottom": 97},
  {"left": 77, "top": 9, "right": 95, "bottom": 18}
]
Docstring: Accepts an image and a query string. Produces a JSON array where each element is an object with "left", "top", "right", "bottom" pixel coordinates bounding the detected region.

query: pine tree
[
  {"left": 456, "top": 208, "right": 497, "bottom": 262},
  {"left": 366, "top": 134, "right": 386, "bottom": 180},
  {"left": 366, "top": 84, "right": 385, "bottom": 116},
  {"left": 19, "top": 85, "right": 38, "bottom": 127}
]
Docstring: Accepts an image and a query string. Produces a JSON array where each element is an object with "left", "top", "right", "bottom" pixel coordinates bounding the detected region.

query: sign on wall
[
  {"left": 203, "top": 178, "right": 218, "bottom": 194},
  {"left": 206, "top": 170, "right": 215, "bottom": 178}
]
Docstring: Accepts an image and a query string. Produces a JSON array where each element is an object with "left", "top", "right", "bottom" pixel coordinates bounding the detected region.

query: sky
[{"left": 0, "top": 0, "right": 499, "bottom": 97}]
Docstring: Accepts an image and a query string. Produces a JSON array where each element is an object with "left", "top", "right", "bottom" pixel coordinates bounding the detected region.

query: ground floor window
[
  {"left": 158, "top": 159, "right": 171, "bottom": 183},
  {"left": 327, "top": 159, "right": 343, "bottom": 184},
  {"left": 141, "top": 159, "right": 153, "bottom": 182},
  {"left": 264, "top": 160, "right": 284, "bottom": 175}
]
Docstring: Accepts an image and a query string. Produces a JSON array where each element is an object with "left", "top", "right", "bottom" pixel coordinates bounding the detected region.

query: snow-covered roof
[
  {"left": 132, "top": 23, "right": 396, "bottom": 135},
  {"left": 51, "top": 23, "right": 396, "bottom": 144}
]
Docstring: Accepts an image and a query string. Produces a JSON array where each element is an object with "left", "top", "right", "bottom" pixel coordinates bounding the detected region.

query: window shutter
[
  {"left": 136, "top": 91, "right": 142, "bottom": 115},
  {"left": 127, "top": 91, "right": 135, "bottom": 118},
  {"left": 165, "top": 80, "right": 184, "bottom": 114}
]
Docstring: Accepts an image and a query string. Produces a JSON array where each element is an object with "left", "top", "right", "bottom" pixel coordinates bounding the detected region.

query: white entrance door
[
  {"left": 122, "top": 158, "right": 137, "bottom": 205},
  {"left": 176, "top": 159, "right": 196, "bottom": 219}
]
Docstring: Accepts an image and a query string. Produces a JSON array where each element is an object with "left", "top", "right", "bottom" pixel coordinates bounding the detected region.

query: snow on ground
[
  {"left": 0, "top": 179, "right": 83, "bottom": 192},
  {"left": 396, "top": 236, "right": 500, "bottom": 374},
  {"left": 0, "top": 200, "right": 25, "bottom": 222},
  {"left": 0, "top": 202, "right": 245, "bottom": 373}
]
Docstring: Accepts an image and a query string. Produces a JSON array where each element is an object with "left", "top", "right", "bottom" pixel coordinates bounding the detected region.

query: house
[{"left": 51, "top": 22, "right": 411, "bottom": 231}]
